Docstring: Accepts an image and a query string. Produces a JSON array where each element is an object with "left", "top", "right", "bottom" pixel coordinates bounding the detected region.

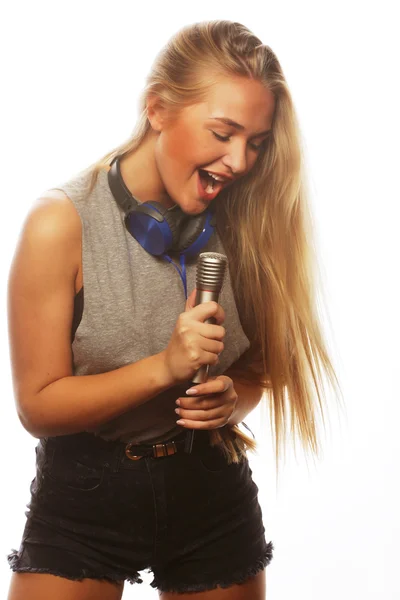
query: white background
[{"left": 1, "top": 1, "right": 399, "bottom": 598}]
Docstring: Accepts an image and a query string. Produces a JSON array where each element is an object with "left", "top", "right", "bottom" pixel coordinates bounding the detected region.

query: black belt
[{"left": 124, "top": 429, "right": 194, "bottom": 460}]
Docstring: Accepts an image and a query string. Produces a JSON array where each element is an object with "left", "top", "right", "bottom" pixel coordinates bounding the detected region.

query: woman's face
[{"left": 149, "top": 75, "right": 275, "bottom": 214}]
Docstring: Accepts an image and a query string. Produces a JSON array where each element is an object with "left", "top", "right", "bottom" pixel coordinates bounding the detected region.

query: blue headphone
[{"left": 107, "top": 156, "right": 217, "bottom": 297}]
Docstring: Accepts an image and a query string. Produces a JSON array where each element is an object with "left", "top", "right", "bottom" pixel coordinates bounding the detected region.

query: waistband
[{"left": 44, "top": 428, "right": 212, "bottom": 463}]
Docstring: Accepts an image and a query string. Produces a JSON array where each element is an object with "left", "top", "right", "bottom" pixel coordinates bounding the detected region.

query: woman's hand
[
  {"left": 162, "top": 289, "right": 226, "bottom": 385},
  {"left": 174, "top": 375, "right": 238, "bottom": 430}
]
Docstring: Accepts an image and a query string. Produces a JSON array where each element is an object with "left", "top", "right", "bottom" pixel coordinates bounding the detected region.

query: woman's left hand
[{"left": 175, "top": 375, "right": 238, "bottom": 430}]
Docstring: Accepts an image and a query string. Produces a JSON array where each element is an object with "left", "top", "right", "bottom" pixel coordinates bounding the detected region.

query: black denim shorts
[{"left": 7, "top": 428, "right": 274, "bottom": 594}]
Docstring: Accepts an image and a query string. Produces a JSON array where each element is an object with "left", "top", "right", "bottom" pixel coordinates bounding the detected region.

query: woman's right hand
[{"left": 162, "top": 289, "right": 226, "bottom": 384}]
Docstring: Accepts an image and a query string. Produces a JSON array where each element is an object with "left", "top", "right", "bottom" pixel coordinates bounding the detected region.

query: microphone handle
[
  {"left": 184, "top": 289, "right": 220, "bottom": 453},
  {"left": 191, "top": 288, "right": 220, "bottom": 385}
]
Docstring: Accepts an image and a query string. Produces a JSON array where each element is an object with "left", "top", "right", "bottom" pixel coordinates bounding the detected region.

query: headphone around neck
[{"left": 107, "top": 156, "right": 216, "bottom": 259}]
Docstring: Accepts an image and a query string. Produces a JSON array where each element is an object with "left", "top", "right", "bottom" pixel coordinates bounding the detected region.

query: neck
[{"left": 119, "top": 131, "right": 175, "bottom": 208}]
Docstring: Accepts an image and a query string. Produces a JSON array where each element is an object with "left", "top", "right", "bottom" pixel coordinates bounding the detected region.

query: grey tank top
[{"left": 53, "top": 166, "right": 250, "bottom": 444}]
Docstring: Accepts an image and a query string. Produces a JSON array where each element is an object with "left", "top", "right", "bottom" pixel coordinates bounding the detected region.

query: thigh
[
  {"left": 149, "top": 440, "right": 273, "bottom": 595},
  {"left": 7, "top": 572, "right": 124, "bottom": 600},
  {"left": 159, "top": 569, "right": 266, "bottom": 600},
  {"left": 8, "top": 436, "right": 152, "bottom": 589}
]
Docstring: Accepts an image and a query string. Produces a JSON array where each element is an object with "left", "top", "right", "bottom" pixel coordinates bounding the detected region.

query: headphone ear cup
[
  {"left": 125, "top": 201, "right": 175, "bottom": 256},
  {"left": 124, "top": 194, "right": 216, "bottom": 258},
  {"left": 176, "top": 214, "right": 207, "bottom": 252},
  {"left": 146, "top": 201, "right": 181, "bottom": 248}
]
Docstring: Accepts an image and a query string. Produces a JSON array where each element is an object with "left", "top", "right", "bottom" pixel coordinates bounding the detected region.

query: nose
[{"left": 222, "top": 141, "right": 249, "bottom": 177}]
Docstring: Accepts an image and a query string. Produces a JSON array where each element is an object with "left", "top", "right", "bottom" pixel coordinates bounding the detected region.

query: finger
[
  {"left": 175, "top": 406, "right": 220, "bottom": 421},
  {"left": 185, "top": 288, "right": 197, "bottom": 312},
  {"left": 176, "top": 416, "right": 227, "bottom": 430},
  {"left": 185, "top": 321, "right": 225, "bottom": 342},
  {"left": 199, "top": 337, "right": 224, "bottom": 355},
  {"left": 185, "top": 377, "right": 229, "bottom": 397},
  {"left": 188, "top": 301, "right": 225, "bottom": 325},
  {"left": 176, "top": 394, "right": 222, "bottom": 410},
  {"left": 198, "top": 322, "right": 226, "bottom": 341},
  {"left": 203, "top": 349, "right": 221, "bottom": 367}
]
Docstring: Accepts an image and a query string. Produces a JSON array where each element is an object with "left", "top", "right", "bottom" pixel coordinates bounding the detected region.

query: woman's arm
[
  {"left": 226, "top": 373, "right": 264, "bottom": 426},
  {"left": 7, "top": 195, "right": 175, "bottom": 439}
]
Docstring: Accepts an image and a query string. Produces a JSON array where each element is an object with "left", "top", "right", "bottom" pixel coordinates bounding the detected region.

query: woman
[{"left": 6, "top": 20, "right": 341, "bottom": 600}]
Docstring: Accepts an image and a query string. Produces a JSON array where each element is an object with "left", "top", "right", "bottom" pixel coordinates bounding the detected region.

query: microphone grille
[{"left": 196, "top": 252, "right": 228, "bottom": 292}]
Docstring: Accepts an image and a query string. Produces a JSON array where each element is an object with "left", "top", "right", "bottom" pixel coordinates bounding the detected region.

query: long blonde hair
[{"left": 80, "top": 20, "right": 343, "bottom": 475}]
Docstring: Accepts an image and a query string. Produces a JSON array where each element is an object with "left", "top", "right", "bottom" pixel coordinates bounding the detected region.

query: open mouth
[{"left": 197, "top": 169, "right": 225, "bottom": 196}]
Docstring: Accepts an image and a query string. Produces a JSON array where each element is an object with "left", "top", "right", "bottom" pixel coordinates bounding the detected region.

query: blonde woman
[{"left": 7, "top": 20, "right": 341, "bottom": 600}]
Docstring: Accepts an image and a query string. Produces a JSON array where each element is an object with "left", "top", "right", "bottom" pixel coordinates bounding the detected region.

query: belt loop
[
  {"left": 110, "top": 443, "right": 125, "bottom": 472},
  {"left": 153, "top": 441, "right": 177, "bottom": 458}
]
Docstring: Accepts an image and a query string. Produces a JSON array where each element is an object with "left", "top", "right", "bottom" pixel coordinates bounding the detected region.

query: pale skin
[{"left": 7, "top": 74, "right": 274, "bottom": 599}]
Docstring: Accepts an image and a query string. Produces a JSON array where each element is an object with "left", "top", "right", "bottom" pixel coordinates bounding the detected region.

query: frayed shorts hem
[
  {"left": 150, "top": 541, "right": 274, "bottom": 594},
  {"left": 8, "top": 541, "right": 274, "bottom": 592},
  {"left": 7, "top": 549, "right": 142, "bottom": 585}
]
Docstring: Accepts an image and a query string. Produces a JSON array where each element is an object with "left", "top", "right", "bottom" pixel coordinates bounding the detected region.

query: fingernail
[{"left": 186, "top": 387, "right": 198, "bottom": 395}]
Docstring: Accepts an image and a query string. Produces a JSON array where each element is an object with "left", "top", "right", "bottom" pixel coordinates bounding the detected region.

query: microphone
[
  {"left": 191, "top": 252, "right": 228, "bottom": 384},
  {"left": 184, "top": 251, "right": 228, "bottom": 453}
]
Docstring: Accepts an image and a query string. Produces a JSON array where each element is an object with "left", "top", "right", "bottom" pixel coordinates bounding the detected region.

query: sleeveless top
[{"left": 53, "top": 166, "right": 250, "bottom": 444}]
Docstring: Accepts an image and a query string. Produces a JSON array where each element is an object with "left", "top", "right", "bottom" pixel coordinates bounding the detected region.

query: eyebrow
[{"left": 210, "top": 117, "right": 271, "bottom": 138}]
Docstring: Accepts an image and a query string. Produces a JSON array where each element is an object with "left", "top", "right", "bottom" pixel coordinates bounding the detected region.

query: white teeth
[
  {"left": 205, "top": 183, "right": 214, "bottom": 193},
  {"left": 207, "top": 171, "right": 224, "bottom": 182}
]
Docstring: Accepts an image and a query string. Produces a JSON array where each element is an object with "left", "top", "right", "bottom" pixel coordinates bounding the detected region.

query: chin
[
  {"left": 182, "top": 207, "right": 207, "bottom": 216},
  {"left": 178, "top": 199, "right": 209, "bottom": 216}
]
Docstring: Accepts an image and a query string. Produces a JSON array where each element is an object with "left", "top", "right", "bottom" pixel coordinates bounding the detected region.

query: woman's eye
[
  {"left": 212, "top": 131, "right": 230, "bottom": 142},
  {"left": 211, "top": 131, "right": 264, "bottom": 152},
  {"left": 252, "top": 141, "right": 266, "bottom": 151}
]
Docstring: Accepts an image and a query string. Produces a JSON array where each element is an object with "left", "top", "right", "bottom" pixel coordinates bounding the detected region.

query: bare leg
[{"left": 7, "top": 572, "right": 125, "bottom": 600}]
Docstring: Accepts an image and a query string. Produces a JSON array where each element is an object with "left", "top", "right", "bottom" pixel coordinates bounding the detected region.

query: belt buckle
[
  {"left": 125, "top": 442, "right": 144, "bottom": 461},
  {"left": 125, "top": 440, "right": 178, "bottom": 461}
]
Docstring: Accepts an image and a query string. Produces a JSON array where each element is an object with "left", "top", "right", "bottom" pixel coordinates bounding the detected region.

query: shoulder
[
  {"left": 11, "top": 189, "right": 82, "bottom": 285},
  {"left": 25, "top": 188, "right": 82, "bottom": 242}
]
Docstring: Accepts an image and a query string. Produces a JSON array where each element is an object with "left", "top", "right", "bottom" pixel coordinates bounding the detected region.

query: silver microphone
[
  {"left": 184, "top": 252, "right": 228, "bottom": 454},
  {"left": 191, "top": 251, "right": 228, "bottom": 384}
]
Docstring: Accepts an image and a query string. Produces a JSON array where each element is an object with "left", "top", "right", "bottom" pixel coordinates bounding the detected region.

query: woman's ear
[
  {"left": 146, "top": 94, "right": 167, "bottom": 132},
  {"left": 147, "top": 94, "right": 181, "bottom": 132}
]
